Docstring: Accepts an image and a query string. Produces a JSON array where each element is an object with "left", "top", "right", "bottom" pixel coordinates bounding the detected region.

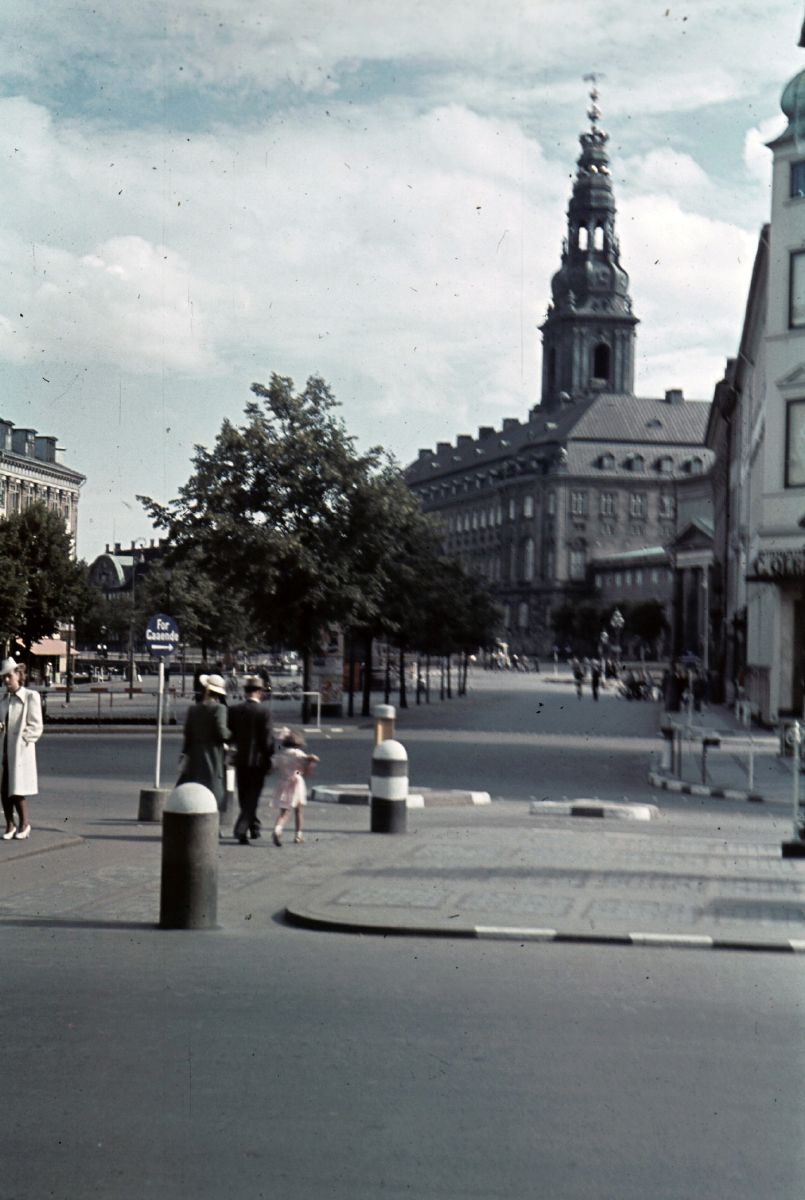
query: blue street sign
[{"left": 145, "top": 613, "right": 180, "bottom": 658}]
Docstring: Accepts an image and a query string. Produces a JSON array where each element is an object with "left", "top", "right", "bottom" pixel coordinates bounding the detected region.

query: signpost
[{"left": 145, "top": 613, "right": 180, "bottom": 793}]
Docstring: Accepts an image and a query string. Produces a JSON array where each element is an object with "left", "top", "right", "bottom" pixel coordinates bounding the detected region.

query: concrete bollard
[
  {"left": 159, "top": 782, "right": 219, "bottom": 930},
  {"left": 659, "top": 724, "right": 674, "bottom": 772},
  {"left": 372, "top": 703, "right": 396, "bottom": 746},
  {"left": 138, "top": 786, "right": 170, "bottom": 822},
  {"left": 370, "top": 739, "right": 408, "bottom": 834}
]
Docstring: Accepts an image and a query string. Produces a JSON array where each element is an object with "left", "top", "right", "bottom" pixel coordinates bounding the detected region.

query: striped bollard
[{"left": 370, "top": 739, "right": 408, "bottom": 834}]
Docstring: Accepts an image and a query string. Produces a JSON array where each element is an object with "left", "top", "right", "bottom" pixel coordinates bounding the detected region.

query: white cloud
[{"left": 0, "top": 0, "right": 799, "bottom": 556}]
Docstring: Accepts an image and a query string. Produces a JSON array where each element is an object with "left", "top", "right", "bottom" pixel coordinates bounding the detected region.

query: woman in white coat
[{"left": 0, "top": 658, "right": 43, "bottom": 841}]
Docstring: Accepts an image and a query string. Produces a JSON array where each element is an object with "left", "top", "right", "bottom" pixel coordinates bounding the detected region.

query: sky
[{"left": 0, "top": 0, "right": 803, "bottom": 559}]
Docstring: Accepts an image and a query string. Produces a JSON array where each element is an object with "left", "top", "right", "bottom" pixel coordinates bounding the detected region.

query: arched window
[
  {"left": 592, "top": 343, "right": 610, "bottom": 381},
  {"left": 578, "top": 226, "right": 589, "bottom": 251},
  {"left": 594, "top": 224, "right": 604, "bottom": 251},
  {"left": 518, "top": 601, "right": 529, "bottom": 629}
]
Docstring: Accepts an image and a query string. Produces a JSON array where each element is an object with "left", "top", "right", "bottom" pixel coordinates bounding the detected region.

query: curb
[
  {"left": 284, "top": 906, "right": 805, "bottom": 954},
  {"left": 530, "top": 799, "right": 658, "bottom": 821},
  {"left": 648, "top": 769, "right": 764, "bottom": 803},
  {"left": 310, "top": 785, "right": 491, "bottom": 807}
]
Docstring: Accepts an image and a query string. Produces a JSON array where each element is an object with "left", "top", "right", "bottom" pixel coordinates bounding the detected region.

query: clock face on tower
[{"left": 592, "top": 264, "right": 610, "bottom": 289}]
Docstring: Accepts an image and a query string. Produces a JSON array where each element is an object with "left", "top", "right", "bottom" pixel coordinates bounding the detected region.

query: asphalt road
[
  {"left": 2, "top": 672, "right": 802, "bottom": 1198},
  {"left": 40, "top": 671, "right": 664, "bottom": 806},
  {"left": 4, "top": 924, "right": 803, "bottom": 1199}
]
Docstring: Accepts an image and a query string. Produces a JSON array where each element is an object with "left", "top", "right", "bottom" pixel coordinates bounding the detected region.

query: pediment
[
  {"left": 670, "top": 519, "right": 713, "bottom": 552},
  {"left": 777, "top": 363, "right": 805, "bottom": 393}
]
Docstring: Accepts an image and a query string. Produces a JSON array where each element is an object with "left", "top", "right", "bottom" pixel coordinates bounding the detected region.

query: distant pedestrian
[
  {"left": 590, "top": 660, "right": 601, "bottom": 701},
  {"left": 571, "top": 656, "right": 584, "bottom": 699},
  {"left": 0, "top": 659, "right": 43, "bottom": 842},
  {"left": 272, "top": 728, "right": 319, "bottom": 846},
  {"left": 177, "top": 672, "right": 230, "bottom": 813},
  {"left": 228, "top": 675, "right": 274, "bottom": 845}
]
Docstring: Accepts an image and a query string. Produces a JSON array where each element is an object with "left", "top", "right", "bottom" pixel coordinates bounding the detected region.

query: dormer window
[
  {"left": 599, "top": 452, "right": 615, "bottom": 470},
  {"left": 688, "top": 457, "right": 704, "bottom": 475},
  {"left": 656, "top": 455, "right": 673, "bottom": 474},
  {"left": 627, "top": 453, "right": 644, "bottom": 472}
]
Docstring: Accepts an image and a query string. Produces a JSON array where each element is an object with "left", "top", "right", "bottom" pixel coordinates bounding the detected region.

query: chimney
[
  {"left": 502, "top": 418, "right": 519, "bottom": 431},
  {"left": 417, "top": 448, "right": 433, "bottom": 461},
  {"left": 478, "top": 426, "right": 495, "bottom": 440},
  {"left": 436, "top": 441, "right": 451, "bottom": 455},
  {"left": 456, "top": 435, "right": 474, "bottom": 449},
  {"left": 664, "top": 388, "right": 684, "bottom": 405}
]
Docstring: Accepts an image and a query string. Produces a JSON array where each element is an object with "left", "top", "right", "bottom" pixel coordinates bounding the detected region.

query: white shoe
[
  {"left": 1, "top": 827, "right": 16, "bottom": 841},
  {"left": 14, "top": 825, "right": 30, "bottom": 840},
  {"left": 294, "top": 833, "right": 304, "bottom": 844}
]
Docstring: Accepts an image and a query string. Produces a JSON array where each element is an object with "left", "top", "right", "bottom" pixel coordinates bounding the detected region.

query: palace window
[
  {"left": 629, "top": 493, "right": 646, "bottom": 518},
  {"left": 523, "top": 538, "right": 535, "bottom": 581},
  {"left": 508, "top": 498, "right": 516, "bottom": 520},
  {"left": 659, "top": 494, "right": 675, "bottom": 518},
  {"left": 547, "top": 491, "right": 556, "bottom": 516},
  {"left": 569, "top": 549, "right": 586, "bottom": 581},
  {"left": 600, "top": 492, "right": 615, "bottom": 517},
  {"left": 518, "top": 601, "right": 529, "bottom": 629},
  {"left": 523, "top": 495, "right": 534, "bottom": 519},
  {"left": 570, "top": 490, "right": 587, "bottom": 516}
]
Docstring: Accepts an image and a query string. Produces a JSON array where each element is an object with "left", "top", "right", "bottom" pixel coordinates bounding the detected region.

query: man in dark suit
[{"left": 228, "top": 675, "right": 274, "bottom": 845}]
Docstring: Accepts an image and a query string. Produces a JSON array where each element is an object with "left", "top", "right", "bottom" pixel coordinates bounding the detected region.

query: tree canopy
[
  {"left": 0, "top": 503, "right": 87, "bottom": 657},
  {"left": 140, "top": 373, "right": 499, "bottom": 664}
]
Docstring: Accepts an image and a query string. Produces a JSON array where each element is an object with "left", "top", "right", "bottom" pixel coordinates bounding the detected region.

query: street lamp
[{"left": 610, "top": 608, "right": 625, "bottom": 665}]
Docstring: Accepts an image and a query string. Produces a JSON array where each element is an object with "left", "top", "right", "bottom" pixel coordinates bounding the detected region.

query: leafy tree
[
  {"left": 627, "top": 600, "right": 668, "bottom": 650},
  {"left": 0, "top": 503, "right": 86, "bottom": 658},
  {"left": 550, "top": 603, "right": 576, "bottom": 645},
  {"left": 140, "top": 375, "right": 416, "bottom": 696}
]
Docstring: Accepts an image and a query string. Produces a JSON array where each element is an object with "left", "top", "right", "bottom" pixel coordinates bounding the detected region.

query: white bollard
[
  {"left": 372, "top": 703, "right": 396, "bottom": 746},
  {"left": 159, "top": 782, "right": 219, "bottom": 928},
  {"left": 370, "top": 739, "right": 408, "bottom": 834}
]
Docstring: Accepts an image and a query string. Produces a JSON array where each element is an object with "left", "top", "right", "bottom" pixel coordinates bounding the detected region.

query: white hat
[
  {"left": 199, "top": 673, "right": 227, "bottom": 696},
  {"left": 0, "top": 658, "right": 19, "bottom": 676}
]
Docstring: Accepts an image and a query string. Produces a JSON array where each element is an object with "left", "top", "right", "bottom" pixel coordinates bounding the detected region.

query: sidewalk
[
  {"left": 2, "top": 797, "right": 804, "bottom": 954},
  {"left": 648, "top": 702, "right": 798, "bottom": 807}
]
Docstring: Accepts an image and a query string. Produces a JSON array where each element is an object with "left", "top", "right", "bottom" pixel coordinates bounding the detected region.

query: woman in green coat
[{"left": 177, "top": 673, "right": 230, "bottom": 809}]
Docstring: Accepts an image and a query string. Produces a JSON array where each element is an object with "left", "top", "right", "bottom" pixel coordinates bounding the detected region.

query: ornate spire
[{"left": 538, "top": 82, "right": 638, "bottom": 409}]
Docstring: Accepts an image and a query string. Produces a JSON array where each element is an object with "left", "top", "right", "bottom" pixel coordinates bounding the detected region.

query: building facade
[
  {"left": 708, "top": 53, "right": 805, "bottom": 723},
  {"left": 0, "top": 419, "right": 83, "bottom": 540},
  {"left": 406, "top": 92, "right": 712, "bottom": 656}
]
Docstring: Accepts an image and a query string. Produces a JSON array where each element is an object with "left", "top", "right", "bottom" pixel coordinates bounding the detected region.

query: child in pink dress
[{"left": 272, "top": 729, "right": 320, "bottom": 845}]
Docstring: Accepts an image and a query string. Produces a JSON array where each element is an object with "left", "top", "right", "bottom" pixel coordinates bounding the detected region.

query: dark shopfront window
[
  {"left": 790, "top": 250, "right": 805, "bottom": 329},
  {"left": 791, "top": 160, "right": 805, "bottom": 199},
  {"left": 786, "top": 398, "right": 805, "bottom": 488}
]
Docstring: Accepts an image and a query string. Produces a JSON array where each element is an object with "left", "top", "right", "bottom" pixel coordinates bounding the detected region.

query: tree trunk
[
  {"left": 439, "top": 657, "right": 445, "bottom": 701},
  {"left": 416, "top": 656, "right": 422, "bottom": 706},
  {"left": 346, "top": 629, "right": 355, "bottom": 719},
  {"left": 361, "top": 634, "right": 373, "bottom": 717},
  {"left": 425, "top": 654, "right": 431, "bottom": 703},
  {"left": 446, "top": 655, "right": 452, "bottom": 699},
  {"left": 302, "top": 649, "right": 312, "bottom": 724},
  {"left": 398, "top": 645, "right": 407, "bottom": 708},
  {"left": 384, "top": 645, "right": 391, "bottom": 704}
]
